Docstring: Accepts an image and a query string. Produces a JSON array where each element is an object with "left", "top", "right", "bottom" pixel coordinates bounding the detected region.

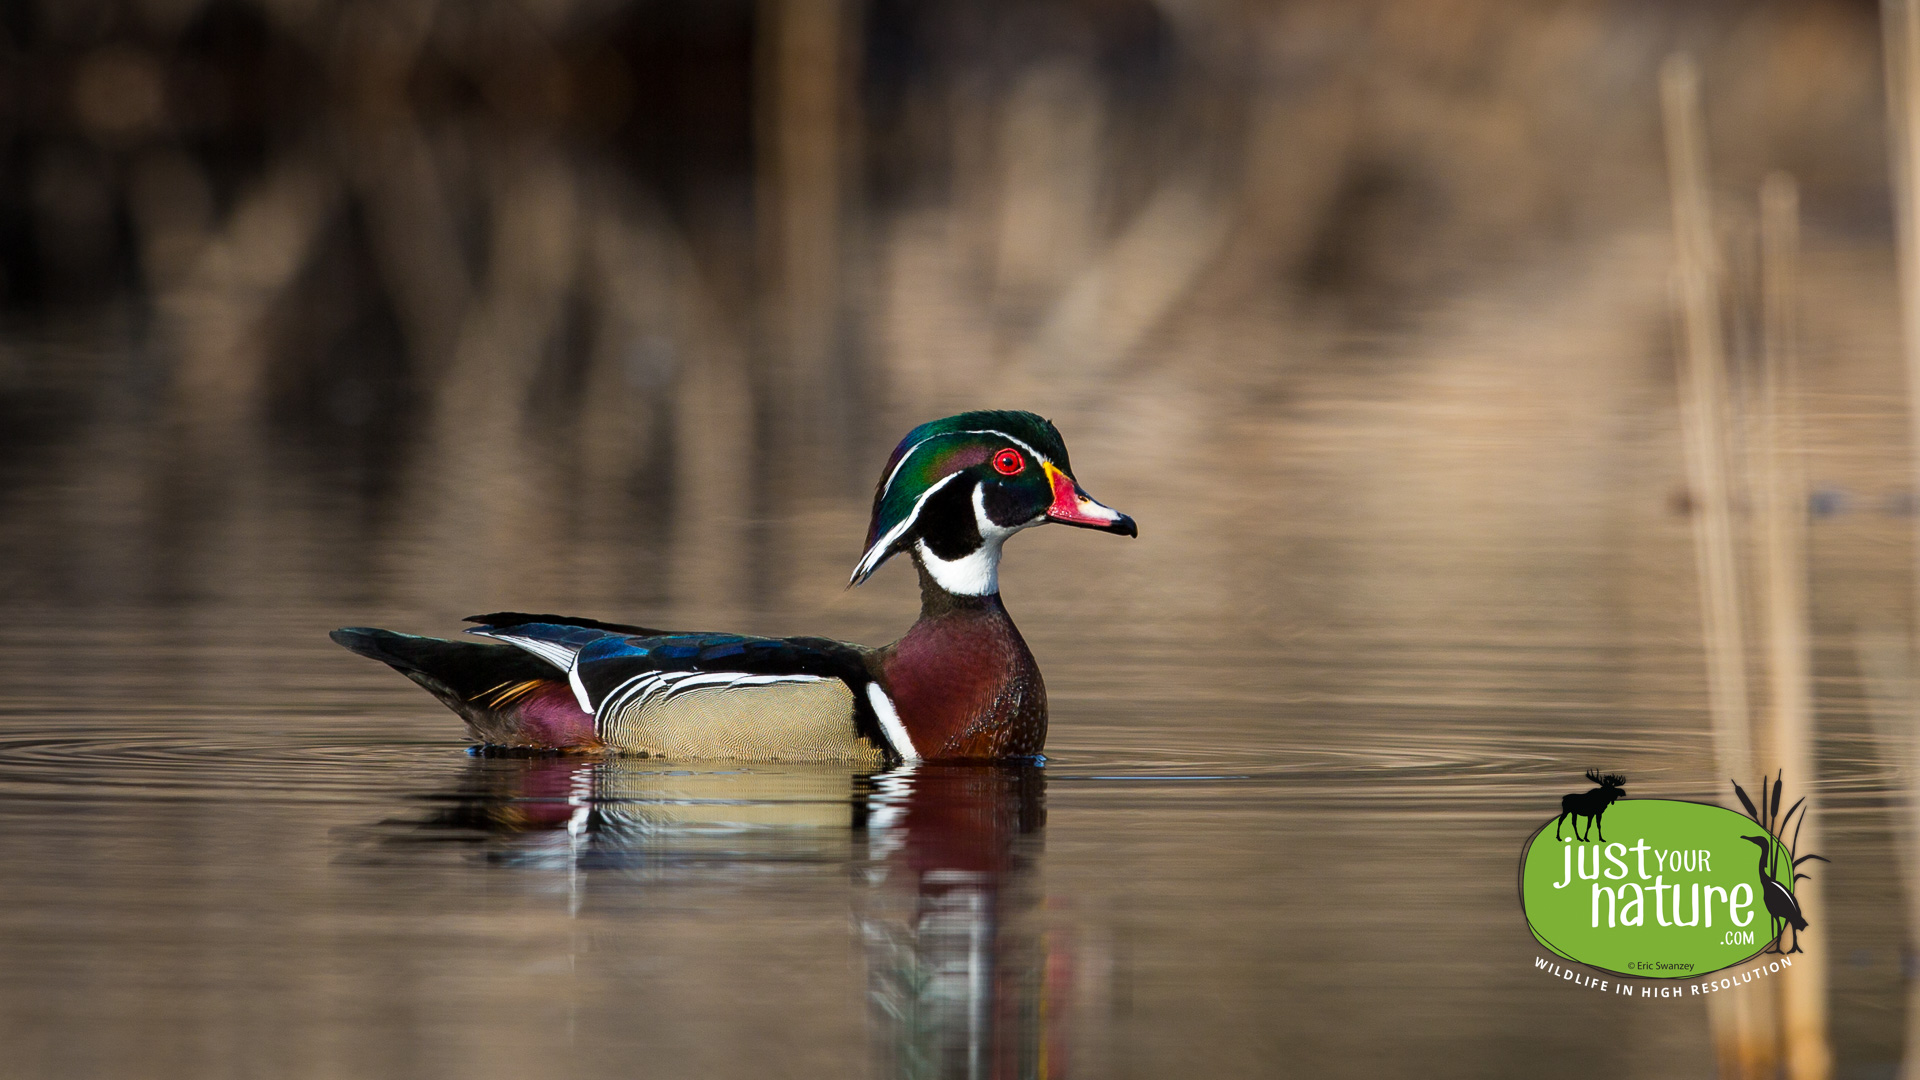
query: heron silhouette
[{"left": 1741, "top": 834, "right": 1808, "bottom": 954}]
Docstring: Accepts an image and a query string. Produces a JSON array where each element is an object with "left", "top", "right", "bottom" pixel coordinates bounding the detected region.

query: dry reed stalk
[
  {"left": 389, "top": 149, "right": 581, "bottom": 609},
  {"left": 1660, "top": 53, "right": 1756, "bottom": 803},
  {"left": 1660, "top": 52, "right": 1775, "bottom": 1079},
  {"left": 1756, "top": 171, "right": 1830, "bottom": 1080},
  {"left": 1881, "top": 3, "right": 1920, "bottom": 1075},
  {"left": 165, "top": 154, "right": 334, "bottom": 438},
  {"left": 1856, "top": 629, "right": 1920, "bottom": 1080},
  {"left": 758, "top": 0, "right": 847, "bottom": 483},
  {"left": 1888, "top": 0, "right": 1920, "bottom": 537}
]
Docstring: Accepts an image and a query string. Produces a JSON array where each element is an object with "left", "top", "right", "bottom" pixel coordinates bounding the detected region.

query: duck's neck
[
  {"left": 912, "top": 530, "right": 1008, "bottom": 597},
  {"left": 878, "top": 554, "right": 1046, "bottom": 760},
  {"left": 915, "top": 556, "right": 1001, "bottom": 619}
]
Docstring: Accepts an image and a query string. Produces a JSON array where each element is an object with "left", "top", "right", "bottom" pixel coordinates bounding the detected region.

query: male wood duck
[{"left": 332, "top": 410, "right": 1135, "bottom": 762}]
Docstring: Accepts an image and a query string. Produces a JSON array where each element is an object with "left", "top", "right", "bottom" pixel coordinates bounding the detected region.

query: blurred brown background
[{"left": 0, "top": 0, "right": 1899, "bottom": 631}]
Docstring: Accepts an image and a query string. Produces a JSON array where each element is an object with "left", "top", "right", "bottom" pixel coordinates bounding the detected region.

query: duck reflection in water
[
  {"left": 858, "top": 763, "right": 1058, "bottom": 1080},
  {"left": 381, "top": 755, "right": 1070, "bottom": 1078}
]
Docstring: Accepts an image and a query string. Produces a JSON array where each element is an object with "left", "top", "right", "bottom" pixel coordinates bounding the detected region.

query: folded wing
[{"left": 464, "top": 617, "right": 894, "bottom": 762}]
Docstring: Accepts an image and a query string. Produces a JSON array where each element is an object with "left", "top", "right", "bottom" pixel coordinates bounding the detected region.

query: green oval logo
[{"left": 1520, "top": 799, "right": 1799, "bottom": 979}]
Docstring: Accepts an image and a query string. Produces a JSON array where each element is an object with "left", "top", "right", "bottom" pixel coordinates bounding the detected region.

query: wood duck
[{"left": 332, "top": 410, "right": 1135, "bottom": 762}]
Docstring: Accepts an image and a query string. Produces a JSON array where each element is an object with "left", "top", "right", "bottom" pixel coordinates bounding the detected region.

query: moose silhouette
[{"left": 1555, "top": 769, "right": 1627, "bottom": 843}]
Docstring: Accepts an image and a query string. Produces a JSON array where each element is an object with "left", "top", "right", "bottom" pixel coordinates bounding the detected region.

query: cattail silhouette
[{"left": 1730, "top": 775, "right": 1829, "bottom": 954}]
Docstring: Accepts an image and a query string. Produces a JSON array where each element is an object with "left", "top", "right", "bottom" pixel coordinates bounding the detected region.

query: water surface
[{"left": 0, "top": 579, "right": 1905, "bottom": 1078}]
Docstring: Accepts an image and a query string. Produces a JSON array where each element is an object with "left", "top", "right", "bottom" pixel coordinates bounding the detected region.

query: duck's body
[
  {"left": 874, "top": 568, "right": 1046, "bottom": 759},
  {"left": 333, "top": 411, "right": 1133, "bottom": 763}
]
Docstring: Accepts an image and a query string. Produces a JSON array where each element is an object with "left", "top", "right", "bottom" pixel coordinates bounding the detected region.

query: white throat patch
[{"left": 914, "top": 483, "right": 1039, "bottom": 597}]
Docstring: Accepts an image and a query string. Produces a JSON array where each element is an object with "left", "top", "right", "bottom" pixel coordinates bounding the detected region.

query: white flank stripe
[
  {"left": 627, "top": 673, "right": 679, "bottom": 711},
  {"left": 635, "top": 671, "right": 694, "bottom": 709},
  {"left": 568, "top": 662, "right": 592, "bottom": 713},
  {"left": 657, "top": 671, "right": 821, "bottom": 701},
  {"left": 471, "top": 631, "right": 578, "bottom": 671},
  {"left": 586, "top": 668, "right": 825, "bottom": 725},
  {"left": 867, "top": 683, "right": 918, "bottom": 760},
  {"left": 597, "top": 671, "right": 665, "bottom": 723}
]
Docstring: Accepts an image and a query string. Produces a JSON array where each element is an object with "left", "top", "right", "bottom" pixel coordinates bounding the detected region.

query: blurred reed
[
  {"left": 0, "top": 0, "right": 1895, "bottom": 625},
  {"left": 1662, "top": 52, "right": 1775, "bottom": 1080},
  {"left": 1662, "top": 53, "right": 1752, "bottom": 795},
  {"left": 1758, "top": 170, "right": 1830, "bottom": 1080},
  {"left": 1665, "top": 52, "right": 1833, "bottom": 1080},
  {"left": 1857, "top": 626, "right": 1920, "bottom": 1080},
  {"left": 1882, "top": 0, "right": 1920, "bottom": 1076}
]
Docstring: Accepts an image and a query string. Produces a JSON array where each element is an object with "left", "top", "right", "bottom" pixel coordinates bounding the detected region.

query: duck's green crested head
[{"left": 851, "top": 409, "right": 1135, "bottom": 594}]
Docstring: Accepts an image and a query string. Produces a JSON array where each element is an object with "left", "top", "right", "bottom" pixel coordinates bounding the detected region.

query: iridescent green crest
[{"left": 851, "top": 410, "right": 1071, "bottom": 584}]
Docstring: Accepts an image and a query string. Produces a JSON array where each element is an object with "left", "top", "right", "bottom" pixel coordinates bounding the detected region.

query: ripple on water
[
  {"left": 0, "top": 726, "right": 459, "bottom": 802},
  {"left": 0, "top": 713, "right": 1897, "bottom": 817},
  {"left": 0, "top": 726, "right": 1596, "bottom": 810}
]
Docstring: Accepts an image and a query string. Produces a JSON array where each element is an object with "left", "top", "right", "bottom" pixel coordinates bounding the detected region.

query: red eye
[{"left": 992, "top": 448, "right": 1024, "bottom": 476}]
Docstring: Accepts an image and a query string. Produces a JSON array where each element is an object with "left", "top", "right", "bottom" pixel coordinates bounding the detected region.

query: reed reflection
[{"left": 381, "top": 756, "right": 1066, "bottom": 1078}]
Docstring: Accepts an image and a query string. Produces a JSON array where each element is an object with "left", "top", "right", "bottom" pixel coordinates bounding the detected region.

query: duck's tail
[{"left": 331, "top": 628, "right": 601, "bottom": 750}]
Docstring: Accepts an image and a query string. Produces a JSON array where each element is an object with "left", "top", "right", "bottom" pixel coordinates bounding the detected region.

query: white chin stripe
[
  {"left": 912, "top": 482, "right": 1039, "bottom": 596},
  {"left": 867, "top": 683, "right": 918, "bottom": 760},
  {"left": 916, "top": 537, "right": 1002, "bottom": 596}
]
